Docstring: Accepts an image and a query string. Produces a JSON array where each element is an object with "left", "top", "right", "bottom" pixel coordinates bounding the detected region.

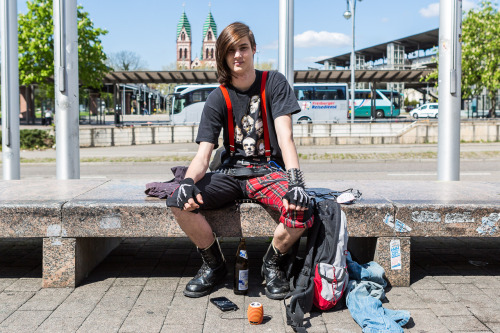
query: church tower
[
  {"left": 200, "top": 10, "right": 217, "bottom": 69},
  {"left": 176, "top": 10, "right": 192, "bottom": 69}
]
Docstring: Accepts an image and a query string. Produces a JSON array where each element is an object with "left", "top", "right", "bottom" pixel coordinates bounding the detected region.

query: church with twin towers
[{"left": 176, "top": 8, "right": 217, "bottom": 69}]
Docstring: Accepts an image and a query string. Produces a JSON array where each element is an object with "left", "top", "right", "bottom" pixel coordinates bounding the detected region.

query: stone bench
[{"left": 0, "top": 179, "right": 498, "bottom": 288}]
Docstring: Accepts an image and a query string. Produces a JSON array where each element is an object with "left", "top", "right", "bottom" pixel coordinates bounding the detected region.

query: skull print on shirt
[{"left": 237, "top": 95, "right": 265, "bottom": 157}]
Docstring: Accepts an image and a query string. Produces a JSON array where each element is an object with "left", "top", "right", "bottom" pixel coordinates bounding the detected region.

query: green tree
[
  {"left": 18, "top": 0, "right": 109, "bottom": 90},
  {"left": 462, "top": 0, "right": 500, "bottom": 117},
  {"left": 423, "top": 1, "right": 500, "bottom": 117}
]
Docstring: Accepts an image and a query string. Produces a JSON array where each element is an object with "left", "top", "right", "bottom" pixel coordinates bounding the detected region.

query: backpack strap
[
  {"left": 283, "top": 198, "right": 322, "bottom": 332},
  {"left": 219, "top": 85, "right": 235, "bottom": 156},
  {"left": 219, "top": 71, "right": 270, "bottom": 159}
]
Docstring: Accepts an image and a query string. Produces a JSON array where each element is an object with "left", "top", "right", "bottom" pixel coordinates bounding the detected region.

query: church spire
[{"left": 200, "top": 9, "right": 217, "bottom": 61}]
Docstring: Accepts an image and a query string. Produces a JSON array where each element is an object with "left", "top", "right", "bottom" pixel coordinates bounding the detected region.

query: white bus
[
  {"left": 169, "top": 82, "right": 349, "bottom": 124},
  {"left": 169, "top": 84, "right": 219, "bottom": 124},
  {"left": 293, "top": 83, "right": 348, "bottom": 123}
]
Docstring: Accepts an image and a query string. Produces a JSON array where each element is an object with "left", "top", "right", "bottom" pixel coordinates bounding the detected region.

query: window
[
  {"left": 206, "top": 48, "right": 209, "bottom": 59},
  {"left": 179, "top": 49, "right": 182, "bottom": 59},
  {"left": 184, "top": 88, "right": 217, "bottom": 107},
  {"left": 355, "top": 91, "right": 371, "bottom": 100},
  {"left": 211, "top": 48, "right": 214, "bottom": 59},
  {"left": 207, "top": 31, "right": 212, "bottom": 40},
  {"left": 429, "top": 104, "right": 438, "bottom": 109},
  {"left": 380, "top": 91, "right": 401, "bottom": 108},
  {"left": 421, "top": 105, "right": 428, "bottom": 110},
  {"left": 181, "top": 32, "right": 185, "bottom": 41},
  {"left": 294, "top": 86, "right": 346, "bottom": 100},
  {"left": 184, "top": 49, "right": 187, "bottom": 59},
  {"left": 294, "top": 86, "right": 314, "bottom": 100}
]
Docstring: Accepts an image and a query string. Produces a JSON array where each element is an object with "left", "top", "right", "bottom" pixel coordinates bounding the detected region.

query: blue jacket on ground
[{"left": 346, "top": 253, "right": 411, "bottom": 333}]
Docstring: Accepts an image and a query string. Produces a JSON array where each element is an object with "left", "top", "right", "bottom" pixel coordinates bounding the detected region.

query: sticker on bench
[
  {"left": 444, "top": 212, "right": 474, "bottom": 223},
  {"left": 390, "top": 239, "right": 402, "bottom": 270},
  {"left": 384, "top": 213, "right": 412, "bottom": 233},
  {"left": 476, "top": 213, "right": 499, "bottom": 235},
  {"left": 411, "top": 211, "right": 441, "bottom": 223},
  {"left": 100, "top": 215, "right": 121, "bottom": 229}
]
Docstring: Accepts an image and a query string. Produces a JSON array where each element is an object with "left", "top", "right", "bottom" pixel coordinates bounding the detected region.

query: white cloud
[
  {"left": 419, "top": 3, "right": 439, "bottom": 18},
  {"left": 419, "top": 1, "right": 476, "bottom": 18},
  {"left": 294, "top": 30, "right": 350, "bottom": 48}
]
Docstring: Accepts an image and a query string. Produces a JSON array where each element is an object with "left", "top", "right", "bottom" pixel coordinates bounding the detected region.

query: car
[{"left": 410, "top": 103, "right": 439, "bottom": 119}]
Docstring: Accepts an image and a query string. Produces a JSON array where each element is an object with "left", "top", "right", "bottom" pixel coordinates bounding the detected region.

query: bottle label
[
  {"left": 238, "top": 269, "right": 249, "bottom": 290},
  {"left": 239, "top": 250, "right": 248, "bottom": 259}
]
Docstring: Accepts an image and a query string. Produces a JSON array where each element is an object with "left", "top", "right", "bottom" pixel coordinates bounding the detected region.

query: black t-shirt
[{"left": 196, "top": 70, "right": 300, "bottom": 167}]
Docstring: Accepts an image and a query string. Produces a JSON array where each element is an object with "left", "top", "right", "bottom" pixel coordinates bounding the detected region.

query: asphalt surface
[{"left": 6, "top": 142, "right": 500, "bottom": 182}]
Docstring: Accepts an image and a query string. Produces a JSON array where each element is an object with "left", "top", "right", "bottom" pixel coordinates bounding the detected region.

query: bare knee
[{"left": 273, "top": 224, "right": 306, "bottom": 253}]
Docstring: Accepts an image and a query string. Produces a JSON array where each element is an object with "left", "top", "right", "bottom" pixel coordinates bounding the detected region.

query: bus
[
  {"left": 293, "top": 83, "right": 348, "bottom": 123},
  {"left": 169, "top": 82, "right": 349, "bottom": 124},
  {"left": 349, "top": 89, "right": 402, "bottom": 119},
  {"left": 169, "top": 84, "right": 219, "bottom": 124}
]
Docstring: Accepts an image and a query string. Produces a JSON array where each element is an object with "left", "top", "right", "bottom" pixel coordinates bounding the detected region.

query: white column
[
  {"left": 1, "top": 0, "right": 20, "bottom": 180},
  {"left": 279, "top": 0, "right": 294, "bottom": 87},
  {"left": 54, "top": 0, "right": 80, "bottom": 179},
  {"left": 437, "top": 0, "right": 462, "bottom": 181}
]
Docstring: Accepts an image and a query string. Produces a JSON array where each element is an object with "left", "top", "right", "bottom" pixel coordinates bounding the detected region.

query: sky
[{"left": 17, "top": 0, "right": 481, "bottom": 71}]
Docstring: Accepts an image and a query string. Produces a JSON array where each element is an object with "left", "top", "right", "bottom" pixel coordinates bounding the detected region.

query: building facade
[{"left": 176, "top": 10, "right": 217, "bottom": 70}]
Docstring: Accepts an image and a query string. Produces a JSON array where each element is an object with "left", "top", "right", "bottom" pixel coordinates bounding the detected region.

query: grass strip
[{"left": 5, "top": 150, "right": 499, "bottom": 164}]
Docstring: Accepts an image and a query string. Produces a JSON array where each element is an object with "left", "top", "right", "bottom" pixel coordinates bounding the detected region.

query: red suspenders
[{"left": 220, "top": 71, "right": 271, "bottom": 160}]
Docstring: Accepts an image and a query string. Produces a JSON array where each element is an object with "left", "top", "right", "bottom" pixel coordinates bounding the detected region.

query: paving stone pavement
[{"left": 1, "top": 237, "right": 500, "bottom": 333}]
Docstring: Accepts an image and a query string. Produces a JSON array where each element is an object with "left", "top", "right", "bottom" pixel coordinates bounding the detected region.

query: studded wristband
[{"left": 286, "top": 168, "right": 305, "bottom": 187}]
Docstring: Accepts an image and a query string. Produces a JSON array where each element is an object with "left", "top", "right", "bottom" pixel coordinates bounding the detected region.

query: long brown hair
[{"left": 215, "top": 22, "right": 256, "bottom": 86}]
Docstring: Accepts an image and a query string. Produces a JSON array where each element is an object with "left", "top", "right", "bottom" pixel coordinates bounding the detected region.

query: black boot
[
  {"left": 261, "top": 242, "right": 291, "bottom": 300},
  {"left": 184, "top": 235, "right": 227, "bottom": 298}
]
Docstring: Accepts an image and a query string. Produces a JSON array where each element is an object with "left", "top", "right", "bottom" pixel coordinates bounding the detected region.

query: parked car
[{"left": 410, "top": 103, "right": 439, "bottom": 119}]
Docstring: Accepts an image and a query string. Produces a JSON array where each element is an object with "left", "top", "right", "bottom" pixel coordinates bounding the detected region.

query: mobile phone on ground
[{"left": 210, "top": 297, "right": 239, "bottom": 311}]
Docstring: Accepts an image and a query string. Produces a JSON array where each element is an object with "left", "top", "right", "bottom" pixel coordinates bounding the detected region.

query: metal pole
[
  {"left": 122, "top": 85, "right": 126, "bottom": 115},
  {"left": 437, "top": 0, "right": 462, "bottom": 181},
  {"left": 279, "top": 0, "right": 294, "bottom": 87},
  {"left": 1, "top": 0, "right": 21, "bottom": 180},
  {"left": 54, "top": 0, "right": 80, "bottom": 179},
  {"left": 350, "top": 0, "right": 356, "bottom": 124}
]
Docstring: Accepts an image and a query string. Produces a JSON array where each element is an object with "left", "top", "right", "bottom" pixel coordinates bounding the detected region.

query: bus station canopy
[
  {"left": 104, "top": 69, "right": 434, "bottom": 85},
  {"left": 317, "top": 28, "right": 439, "bottom": 67}
]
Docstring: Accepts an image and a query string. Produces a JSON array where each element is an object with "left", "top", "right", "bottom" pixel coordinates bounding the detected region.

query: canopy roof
[{"left": 104, "top": 69, "right": 434, "bottom": 85}]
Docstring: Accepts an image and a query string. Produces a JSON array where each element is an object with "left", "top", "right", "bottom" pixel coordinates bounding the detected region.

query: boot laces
[{"left": 194, "top": 262, "right": 211, "bottom": 279}]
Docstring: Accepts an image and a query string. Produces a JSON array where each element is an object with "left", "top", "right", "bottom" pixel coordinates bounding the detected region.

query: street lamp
[{"left": 344, "top": 0, "right": 361, "bottom": 124}]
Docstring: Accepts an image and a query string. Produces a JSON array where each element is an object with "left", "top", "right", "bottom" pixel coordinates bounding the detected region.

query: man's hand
[
  {"left": 175, "top": 178, "right": 203, "bottom": 213},
  {"left": 282, "top": 168, "right": 310, "bottom": 211}
]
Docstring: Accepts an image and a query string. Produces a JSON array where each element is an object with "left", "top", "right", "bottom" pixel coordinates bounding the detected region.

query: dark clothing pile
[{"left": 144, "top": 166, "right": 188, "bottom": 199}]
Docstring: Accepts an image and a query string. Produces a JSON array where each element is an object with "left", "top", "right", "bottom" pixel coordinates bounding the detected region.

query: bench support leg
[
  {"left": 374, "top": 236, "right": 411, "bottom": 287},
  {"left": 42, "top": 237, "right": 121, "bottom": 288}
]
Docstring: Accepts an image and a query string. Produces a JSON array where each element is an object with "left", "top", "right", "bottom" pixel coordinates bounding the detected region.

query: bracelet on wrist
[{"left": 286, "top": 168, "right": 305, "bottom": 187}]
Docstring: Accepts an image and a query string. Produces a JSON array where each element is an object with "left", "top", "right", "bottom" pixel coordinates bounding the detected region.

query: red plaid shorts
[
  {"left": 167, "top": 168, "right": 314, "bottom": 229},
  {"left": 246, "top": 170, "right": 314, "bottom": 229}
]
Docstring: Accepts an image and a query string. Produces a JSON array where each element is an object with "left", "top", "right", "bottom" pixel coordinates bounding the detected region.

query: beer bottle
[{"left": 234, "top": 237, "right": 249, "bottom": 295}]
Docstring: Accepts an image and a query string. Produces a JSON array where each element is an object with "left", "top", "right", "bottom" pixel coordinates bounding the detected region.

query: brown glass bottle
[{"left": 234, "top": 237, "right": 249, "bottom": 295}]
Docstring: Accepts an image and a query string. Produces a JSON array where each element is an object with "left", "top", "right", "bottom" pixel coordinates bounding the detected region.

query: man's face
[
  {"left": 241, "top": 115, "right": 254, "bottom": 134},
  {"left": 225, "top": 36, "right": 256, "bottom": 76},
  {"left": 243, "top": 137, "right": 256, "bottom": 156}
]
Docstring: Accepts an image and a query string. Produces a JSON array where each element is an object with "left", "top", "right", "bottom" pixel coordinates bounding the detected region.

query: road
[{"left": 8, "top": 142, "right": 500, "bottom": 182}]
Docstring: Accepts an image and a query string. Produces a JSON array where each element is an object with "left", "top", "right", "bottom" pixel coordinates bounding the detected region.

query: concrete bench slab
[
  {"left": 1, "top": 179, "right": 499, "bottom": 289},
  {"left": 0, "top": 180, "right": 107, "bottom": 238}
]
